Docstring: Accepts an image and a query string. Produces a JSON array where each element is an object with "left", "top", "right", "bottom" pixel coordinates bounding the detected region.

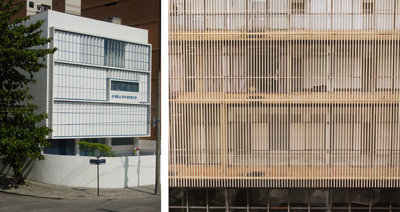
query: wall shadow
[{"left": 124, "top": 156, "right": 129, "bottom": 188}]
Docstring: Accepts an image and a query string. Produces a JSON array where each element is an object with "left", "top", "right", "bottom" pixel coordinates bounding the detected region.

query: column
[
  {"left": 106, "top": 138, "right": 112, "bottom": 147},
  {"left": 75, "top": 138, "right": 80, "bottom": 156}
]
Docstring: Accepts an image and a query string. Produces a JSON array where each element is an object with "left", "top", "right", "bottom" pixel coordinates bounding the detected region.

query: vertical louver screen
[
  {"left": 169, "top": 0, "right": 400, "bottom": 188},
  {"left": 54, "top": 30, "right": 151, "bottom": 71}
]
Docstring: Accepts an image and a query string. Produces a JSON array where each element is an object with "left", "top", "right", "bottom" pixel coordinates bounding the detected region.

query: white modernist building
[{"left": 28, "top": 10, "right": 151, "bottom": 155}]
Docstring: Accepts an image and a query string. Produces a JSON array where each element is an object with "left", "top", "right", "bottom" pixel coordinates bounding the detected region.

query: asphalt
[{"left": 0, "top": 175, "right": 160, "bottom": 200}]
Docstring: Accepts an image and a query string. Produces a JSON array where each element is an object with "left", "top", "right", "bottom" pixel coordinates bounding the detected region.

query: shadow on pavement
[
  {"left": 126, "top": 186, "right": 155, "bottom": 195},
  {"left": 0, "top": 175, "right": 19, "bottom": 190}
]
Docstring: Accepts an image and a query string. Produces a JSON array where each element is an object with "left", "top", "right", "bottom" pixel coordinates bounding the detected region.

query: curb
[
  {"left": 0, "top": 188, "right": 161, "bottom": 200},
  {"left": 0, "top": 189, "right": 62, "bottom": 200}
]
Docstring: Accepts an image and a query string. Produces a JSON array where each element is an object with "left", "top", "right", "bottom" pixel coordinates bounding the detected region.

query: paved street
[{"left": 0, "top": 192, "right": 161, "bottom": 212}]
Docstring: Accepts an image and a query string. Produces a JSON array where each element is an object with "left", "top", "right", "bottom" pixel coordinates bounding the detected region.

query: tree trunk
[{"left": 15, "top": 172, "right": 25, "bottom": 185}]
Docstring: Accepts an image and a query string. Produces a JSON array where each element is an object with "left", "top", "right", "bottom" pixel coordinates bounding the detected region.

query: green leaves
[{"left": 0, "top": 0, "right": 56, "bottom": 184}]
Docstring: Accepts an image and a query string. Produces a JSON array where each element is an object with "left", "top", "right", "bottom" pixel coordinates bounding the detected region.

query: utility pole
[{"left": 155, "top": 71, "right": 161, "bottom": 196}]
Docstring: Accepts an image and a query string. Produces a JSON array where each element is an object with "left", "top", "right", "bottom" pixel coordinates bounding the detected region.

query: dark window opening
[
  {"left": 291, "top": 0, "right": 305, "bottom": 14},
  {"left": 29, "top": 1, "right": 34, "bottom": 8},
  {"left": 111, "top": 137, "right": 135, "bottom": 146},
  {"left": 363, "top": 1, "right": 374, "bottom": 14},
  {"left": 111, "top": 81, "right": 139, "bottom": 92},
  {"left": 38, "top": 4, "right": 51, "bottom": 12},
  {"left": 82, "top": 138, "right": 106, "bottom": 144},
  {"left": 105, "top": 2, "right": 117, "bottom": 7},
  {"left": 45, "top": 139, "right": 75, "bottom": 155}
]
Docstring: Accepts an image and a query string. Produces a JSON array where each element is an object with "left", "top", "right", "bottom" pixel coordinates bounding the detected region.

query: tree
[{"left": 0, "top": 0, "right": 57, "bottom": 184}]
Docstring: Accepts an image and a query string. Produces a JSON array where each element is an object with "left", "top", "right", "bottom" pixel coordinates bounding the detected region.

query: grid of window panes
[
  {"left": 54, "top": 30, "right": 151, "bottom": 71},
  {"left": 111, "top": 81, "right": 139, "bottom": 92},
  {"left": 170, "top": 188, "right": 400, "bottom": 212},
  {"left": 169, "top": 0, "right": 400, "bottom": 31}
]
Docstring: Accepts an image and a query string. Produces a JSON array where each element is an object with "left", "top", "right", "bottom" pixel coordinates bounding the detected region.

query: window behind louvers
[{"left": 291, "top": 0, "right": 305, "bottom": 15}]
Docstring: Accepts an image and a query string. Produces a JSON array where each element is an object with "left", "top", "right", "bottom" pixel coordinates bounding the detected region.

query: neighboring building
[
  {"left": 82, "top": 0, "right": 161, "bottom": 147},
  {"left": 12, "top": 0, "right": 80, "bottom": 18},
  {"left": 26, "top": 10, "right": 151, "bottom": 155},
  {"left": 169, "top": 0, "right": 400, "bottom": 211}
]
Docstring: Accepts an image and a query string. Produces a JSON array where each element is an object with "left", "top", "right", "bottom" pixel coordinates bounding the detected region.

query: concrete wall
[{"left": 0, "top": 154, "right": 155, "bottom": 188}]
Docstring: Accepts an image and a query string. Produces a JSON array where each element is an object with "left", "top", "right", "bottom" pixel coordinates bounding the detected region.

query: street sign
[
  {"left": 94, "top": 149, "right": 101, "bottom": 158},
  {"left": 90, "top": 159, "right": 106, "bottom": 165}
]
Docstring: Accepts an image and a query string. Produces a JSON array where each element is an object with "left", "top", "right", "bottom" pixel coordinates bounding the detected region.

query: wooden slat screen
[{"left": 169, "top": 0, "right": 400, "bottom": 188}]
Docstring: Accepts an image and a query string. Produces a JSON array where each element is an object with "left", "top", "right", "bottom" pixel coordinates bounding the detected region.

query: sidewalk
[{"left": 0, "top": 175, "right": 159, "bottom": 200}]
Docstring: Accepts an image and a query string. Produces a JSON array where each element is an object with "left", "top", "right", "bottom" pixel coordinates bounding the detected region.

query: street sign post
[{"left": 89, "top": 149, "right": 105, "bottom": 196}]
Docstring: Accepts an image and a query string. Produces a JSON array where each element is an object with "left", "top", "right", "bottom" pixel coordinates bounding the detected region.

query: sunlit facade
[
  {"left": 169, "top": 0, "right": 400, "bottom": 211},
  {"left": 28, "top": 11, "right": 152, "bottom": 155}
]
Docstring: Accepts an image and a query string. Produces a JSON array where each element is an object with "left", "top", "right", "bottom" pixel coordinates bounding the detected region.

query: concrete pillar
[
  {"left": 75, "top": 139, "right": 80, "bottom": 156},
  {"left": 134, "top": 138, "right": 140, "bottom": 148},
  {"left": 106, "top": 138, "right": 112, "bottom": 147}
]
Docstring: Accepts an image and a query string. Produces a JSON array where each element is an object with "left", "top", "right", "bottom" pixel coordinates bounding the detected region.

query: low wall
[{"left": 0, "top": 154, "right": 155, "bottom": 188}]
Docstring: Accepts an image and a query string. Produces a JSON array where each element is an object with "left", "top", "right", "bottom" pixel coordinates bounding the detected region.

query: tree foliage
[{"left": 0, "top": 0, "right": 57, "bottom": 184}]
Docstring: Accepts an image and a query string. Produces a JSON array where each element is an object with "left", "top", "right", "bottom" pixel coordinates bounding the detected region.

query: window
[
  {"left": 38, "top": 4, "right": 51, "bottom": 12},
  {"left": 84, "top": 138, "right": 106, "bottom": 144},
  {"left": 184, "top": 43, "right": 203, "bottom": 92},
  {"left": 363, "top": 0, "right": 374, "bottom": 14},
  {"left": 111, "top": 138, "right": 135, "bottom": 145},
  {"left": 29, "top": 1, "right": 34, "bottom": 8},
  {"left": 187, "top": 105, "right": 221, "bottom": 165},
  {"left": 111, "top": 81, "right": 139, "bottom": 92},
  {"left": 249, "top": 45, "right": 283, "bottom": 93},
  {"left": 105, "top": 39, "right": 125, "bottom": 68},
  {"left": 170, "top": 3, "right": 178, "bottom": 15},
  {"left": 291, "top": 0, "right": 305, "bottom": 14}
]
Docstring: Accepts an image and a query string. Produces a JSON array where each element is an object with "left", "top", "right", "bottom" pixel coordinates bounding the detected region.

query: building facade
[
  {"left": 82, "top": 0, "right": 161, "bottom": 144},
  {"left": 27, "top": 10, "right": 151, "bottom": 155},
  {"left": 169, "top": 0, "right": 400, "bottom": 211},
  {"left": 12, "top": 0, "right": 80, "bottom": 18}
]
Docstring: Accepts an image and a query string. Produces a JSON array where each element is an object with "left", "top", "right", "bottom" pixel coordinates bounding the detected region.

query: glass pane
[
  {"left": 170, "top": 188, "right": 187, "bottom": 206},
  {"left": 371, "top": 188, "right": 390, "bottom": 207},
  {"left": 269, "top": 189, "right": 288, "bottom": 207},
  {"left": 331, "top": 210, "right": 349, "bottom": 212},
  {"left": 351, "top": 189, "right": 370, "bottom": 207},
  {"left": 391, "top": 189, "right": 400, "bottom": 207},
  {"left": 188, "top": 189, "right": 207, "bottom": 206},
  {"left": 189, "top": 209, "right": 206, "bottom": 212},
  {"left": 209, "top": 188, "right": 226, "bottom": 206},
  {"left": 290, "top": 189, "right": 308, "bottom": 207},
  {"left": 249, "top": 188, "right": 268, "bottom": 207},
  {"left": 331, "top": 189, "right": 349, "bottom": 207},
  {"left": 229, "top": 188, "right": 248, "bottom": 207},
  {"left": 170, "top": 208, "right": 187, "bottom": 212},
  {"left": 310, "top": 189, "right": 329, "bottom": 207}
]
